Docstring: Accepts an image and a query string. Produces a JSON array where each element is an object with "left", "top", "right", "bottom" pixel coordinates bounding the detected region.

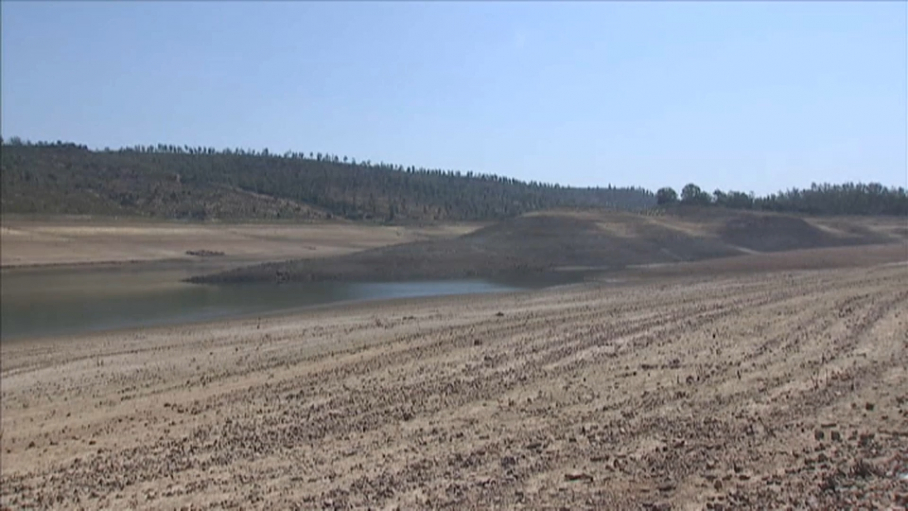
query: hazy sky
[{"left": 2, "top": 2, "right": 905, "bottom": 194}]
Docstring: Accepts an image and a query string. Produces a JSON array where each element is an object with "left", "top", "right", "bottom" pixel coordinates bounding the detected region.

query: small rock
[
  {"left": 865, "top": 402, "right": 875, "bottom": 411},
  {"left": 564, "top": 472, "right": 594, "bottom": 483}
]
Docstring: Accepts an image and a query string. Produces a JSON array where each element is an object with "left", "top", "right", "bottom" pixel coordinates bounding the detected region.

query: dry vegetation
[{"left": 2, "top": 249, "right": 906, "bottom": 509}]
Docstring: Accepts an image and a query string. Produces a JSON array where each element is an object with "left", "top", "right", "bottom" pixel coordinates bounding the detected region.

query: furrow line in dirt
[
  {"left": 2, "top": 281, "right": 798, "bottom": 502},
  {"left": 4, "top": 266, "right": 907, "bottom": 510}
]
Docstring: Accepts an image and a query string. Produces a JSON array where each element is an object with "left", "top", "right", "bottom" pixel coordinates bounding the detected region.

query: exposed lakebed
[{"left": 0, "top": 265, "right": 578, "bottom": 341}]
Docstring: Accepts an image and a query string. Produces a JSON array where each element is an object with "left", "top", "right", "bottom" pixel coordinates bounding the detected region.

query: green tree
[
  {"left": 656, "top": 187, "right": 678, "bottom": 205},
  {"left": 681, "top": 183, "right": 710, "bottom": 206},
  {"left": 712, "top": 189, "right": 727, "bottom": 206}
]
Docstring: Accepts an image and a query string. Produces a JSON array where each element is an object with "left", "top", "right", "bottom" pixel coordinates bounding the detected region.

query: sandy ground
[
  {"left": 0, "top": 218, "right": 481, "bottom": 269},
  {"left": 2, "top": 251, "right": 906, "bottom": 509}
]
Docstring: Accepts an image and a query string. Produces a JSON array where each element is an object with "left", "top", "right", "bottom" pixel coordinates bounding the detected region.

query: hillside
[
  {"left": 190, "top": 208, "right": 908, "bottom": 284},
  {"left": 0, "top": 142, "right": 654, "bottom": 222}
]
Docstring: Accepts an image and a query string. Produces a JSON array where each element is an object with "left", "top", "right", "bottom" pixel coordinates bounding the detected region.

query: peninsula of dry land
[
  {"left": 190, "top": 208, "right": 908, "bottom": 283},
  {"left": 0, "top": 217, "right": 480, "bottom": 270}
]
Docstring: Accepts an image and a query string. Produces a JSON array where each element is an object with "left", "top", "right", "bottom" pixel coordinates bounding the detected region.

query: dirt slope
[
  {"left": 2, "top": 258, "right": 906, "bottom": 509},
  {"left": 192, "top": 209, "right": 906, "bottom": 283},
  {"left": 0, "top": 218, "right": 482, "bottom": 268},
  {"left": 190, "top": 212, "right": 737, "bottom": 283}
]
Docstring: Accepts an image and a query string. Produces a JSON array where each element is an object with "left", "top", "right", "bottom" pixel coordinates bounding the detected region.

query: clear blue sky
[{"left": 2, "top": 1, "right": 905, "bottom": 195}]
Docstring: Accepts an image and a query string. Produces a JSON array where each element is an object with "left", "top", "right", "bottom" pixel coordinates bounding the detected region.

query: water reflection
[{"left": 0, "top": 267, "right": 574, "bottom": 341}]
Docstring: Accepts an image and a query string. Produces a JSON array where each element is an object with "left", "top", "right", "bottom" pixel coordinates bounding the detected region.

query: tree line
[
  {"left": 0, "top": 137, "right": 654, "bottom": 221},
  {"left": 3, "top": 137, "right": 903, "bottom": 220},
  {"left": 656, "top": 182, "right": 907, "bottom": 216}
]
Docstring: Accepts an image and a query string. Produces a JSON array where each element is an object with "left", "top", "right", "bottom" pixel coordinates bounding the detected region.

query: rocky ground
[{"left": 1, "top": 258, "right": 907, "bottom": 509}]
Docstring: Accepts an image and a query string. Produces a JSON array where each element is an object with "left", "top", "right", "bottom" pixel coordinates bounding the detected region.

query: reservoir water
[{"left": 0, "top": 265, "right": 566, "bottom": 342}]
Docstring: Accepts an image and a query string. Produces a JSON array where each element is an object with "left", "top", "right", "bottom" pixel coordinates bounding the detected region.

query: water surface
[{"left": 1, "top": 266, "right": 568, "bottom": 341}]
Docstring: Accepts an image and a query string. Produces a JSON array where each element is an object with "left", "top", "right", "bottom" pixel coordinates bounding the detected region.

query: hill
[
  {"left": 0, "top": 141, "right": 654, "bottom": 222},
  {"left": 189, "top": 208, "right": 907, "bottom": 284}
]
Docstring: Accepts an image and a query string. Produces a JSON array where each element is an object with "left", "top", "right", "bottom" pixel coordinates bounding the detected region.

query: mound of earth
[
  {"left": 188, "top": 209, "right": 903, "bottom": 284},
  {"left": 719, "top": 214, "right": 843, "bottom": 252},
  {"left": 188, "top": 211, "right": 739, "bottom": 284}
]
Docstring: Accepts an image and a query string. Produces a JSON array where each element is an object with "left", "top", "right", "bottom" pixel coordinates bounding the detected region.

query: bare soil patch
[
  {"left": 621, "top": 243, "right": 907, "bottom": 281},
  {"left": 193, "top": 210, "right": 906, "bottom": 284},
  {"left": 1, "top": 256, "right": 906, "bottom": 509},
  {"left": 0, "top": 218, "right": 481, "bottom": 269}
]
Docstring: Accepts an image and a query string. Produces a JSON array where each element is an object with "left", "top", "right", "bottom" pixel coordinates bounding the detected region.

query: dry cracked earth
[{"left": 2, "top": 262, "right": 907, "bottom": 510}]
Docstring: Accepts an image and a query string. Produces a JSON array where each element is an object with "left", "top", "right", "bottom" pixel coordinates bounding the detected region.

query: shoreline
[
  {"left": 0, "top": 217, "right": 482, "bottom": 269},
  {"left": 3, "top": 243, "right": 904, "bottom": 344},
  {"left": 2, "top": 263, "right": 906, "bottom": 509},
  {"left": 185, "top": 210, "right": 908, "bottom": 285},
  {"left": 0, "top": 278, "right": 567, "bottom": 345}
]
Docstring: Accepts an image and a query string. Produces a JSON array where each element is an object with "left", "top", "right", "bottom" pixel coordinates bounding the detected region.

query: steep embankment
[{"left": 189, "top": 209, "right": 906, "bottom": 284}]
